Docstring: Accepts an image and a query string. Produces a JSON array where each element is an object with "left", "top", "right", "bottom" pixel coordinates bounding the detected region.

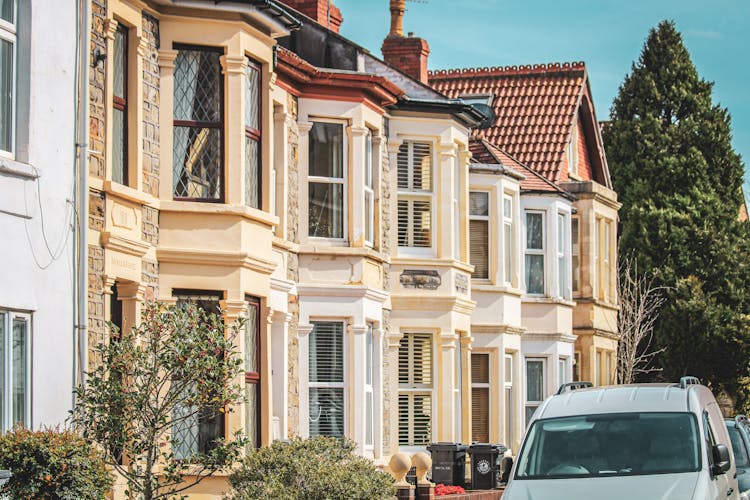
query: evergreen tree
[{"left": 604, "top": 20, "right": 750, "bottom": 403}]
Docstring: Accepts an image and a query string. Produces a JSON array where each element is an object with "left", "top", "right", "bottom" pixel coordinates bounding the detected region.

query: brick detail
[
  {"left": 142, "top": 13, "right": 160, "bottom": 197},
  {"left": 89, "top": 189, "right": 105, "bottom": 231},
  {"left": 287, "top": 299, "right": 300, "bottom": 437},
  {"left": 381, "top": 308, "right": 392, "bottom": 452},
  {"left": 89, "top": 0, "right": 107, "bottom": 177},
  {"left": 381, "top": 36, "right": 430, "bottom": 84},
  {"left": 279, "top": 0, "right": 343, "bottom": 32},
  {"left": 380, "top": 134, "right": 391, "bottom": 291},
  {"left": 141, "top": 206, "right": 159, "bottom": 245},
  {"left": 88, "top": 245, "right": 105, "bottom": 369},
  {"left": 141, "top": 259, "right": 159, "bottom": 301}
]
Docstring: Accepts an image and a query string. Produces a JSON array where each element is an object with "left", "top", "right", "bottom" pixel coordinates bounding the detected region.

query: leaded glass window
[
  {"left": 245, "top": 59, "right": 261, "bottom": 209},
  {"left": 112, "top": 24, "right": 128, "bottom": 185}
]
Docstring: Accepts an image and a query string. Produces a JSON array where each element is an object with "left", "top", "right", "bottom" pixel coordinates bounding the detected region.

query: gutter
[{"left": 396, "top": 96, "right": 485, "bottom": 128}]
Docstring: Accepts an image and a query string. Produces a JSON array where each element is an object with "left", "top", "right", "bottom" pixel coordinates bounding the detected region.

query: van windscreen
[{"left": 515, "top": 412, "right": 700, "bottom": 479}]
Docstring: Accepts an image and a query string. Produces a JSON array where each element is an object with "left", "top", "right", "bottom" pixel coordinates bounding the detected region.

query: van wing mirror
[{"left": 712, "top": 444, "right": 731, "bottom": 475}]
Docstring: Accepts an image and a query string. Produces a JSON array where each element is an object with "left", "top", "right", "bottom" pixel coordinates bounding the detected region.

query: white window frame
[
  {"left": 0, "top": 1, "right": 16, "bottom": 158},
  {"left": 558, "top": 357, "right": 567, "bottom": 387},
  {"left": 471, "top": 352, "right": 491, "bottom": 443},
  {"left": 524, "top": 210, "right": 546, "bottom": 295},
  {"left": 594, "top": 217, "right": 600, "bottom": 299},
  {"left": 469, "top": 191, "right": 490, "bottom": 280},
  {"left": 308, "top": 320, "right": 347, "bottom": 438},
  {"left": 364, "top": 129, "right": 375, "bottom": 247},
  {"left": 503, "top": 194, "right": 514, "bottom": 285},
  {"left": 604, "top": 220, "right": 612, "bottom": 302},
  {"left": 453, "top": 155, "right": 461, "bottom": 260},
  {"left": 557, "top": 212, "right": 567, "bottom": 299},
  {"left": 308, "top": 119, "right": 347, "bottom": 241},
  {"left": 504, "top": 353, "right": 514, "bottom": 447},
  {"left": 364, "top": 322, "right": 374, "bottom": 449},
  {"left": 525, "top": 358, "right": 545, "bottom": 427},
  {"left": 398, "top": 332, "right": 434, "bottom": 448},
  {"left": 571, "top": 216, "right": 580, "bottom": 294},
  {"left": 397, "top": 140, "right": 435, "bottom": 254},
  {"left": 1, "top": 308, "right": 31, "bottom": 432}
]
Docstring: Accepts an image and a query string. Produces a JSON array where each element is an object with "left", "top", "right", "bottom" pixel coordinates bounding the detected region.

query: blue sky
[{"left": 336, "top": 0, "right": 750, "bottom": 204}]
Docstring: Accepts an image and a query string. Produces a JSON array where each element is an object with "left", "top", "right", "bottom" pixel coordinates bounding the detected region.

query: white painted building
[{"left": 0, "top": 0, "right": 77, "bottom": 431}]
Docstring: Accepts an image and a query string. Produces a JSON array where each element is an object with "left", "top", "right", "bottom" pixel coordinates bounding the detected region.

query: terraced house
[{"left": 84, "top": 0, "right": 619, "bottom": 496}]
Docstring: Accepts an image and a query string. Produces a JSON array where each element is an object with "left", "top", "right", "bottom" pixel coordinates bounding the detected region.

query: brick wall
[
  {"left": 279, "top": 0, "right": 343, "bottom": 32},
  {"left": 142, "top": 13, "right": 160, "bottom": 197},
  {"left": 87, "top": 245, "right": 105, "bottom": 369},
  {"left": 141, "top": 260, "right": 159, "bottom": 301},
  {"left": 381, "top": 36, "right": 430, "bottom": 84},
  {"left": 90, "top": 0, "right": 107, "bottom": 177},
  {"left": 89, "top": 189, "right": 105, "bottom": 231},
  {"left": 142, "top": 206, "right": 158, "bottom": 245},
  {"left": 286, "top": 93, "right": 300, "bottom": 435}
]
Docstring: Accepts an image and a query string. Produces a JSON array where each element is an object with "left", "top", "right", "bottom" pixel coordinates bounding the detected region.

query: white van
[{"left": 503, "top": 378, "right": 741, "bottom": 500}]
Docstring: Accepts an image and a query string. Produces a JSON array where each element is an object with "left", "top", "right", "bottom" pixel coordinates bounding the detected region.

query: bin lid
[
  {"left": 0, "top": 470, "right": 10, "bottom": 479},
  {"left": 469, "top": 443, "right": 507, "bottom": 452},
  {"left": 428, "top": 442, "right": 469, "bottom": 452}
]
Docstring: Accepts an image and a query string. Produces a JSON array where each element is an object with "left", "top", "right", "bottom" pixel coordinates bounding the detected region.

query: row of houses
[{"left": 0, "top": 0, "right": 619, "bottom": 496}]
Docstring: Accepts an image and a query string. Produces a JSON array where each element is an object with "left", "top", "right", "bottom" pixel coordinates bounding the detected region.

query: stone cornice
[
  {"left": 390, "top": 295, "right": 476, "bottom": 315},
  {"left": 470, "top": 324, "right": 526, "bottom": 336},
  {"left": 296, "top": 284, "right": 389, "bottom": 303},
  {"left": 101, "top": 232, "right": 150, "bottom": 257},
  {"left": 156, "top": 247, "right": 277, "bottom": 274},
  {"left": 523, "top": 332, "right": 577, "bottom": 343}
]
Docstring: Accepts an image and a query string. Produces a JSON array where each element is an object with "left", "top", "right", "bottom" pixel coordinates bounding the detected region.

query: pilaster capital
[
  {"left": 220, "top": 54, "right": 247, "bottom": 75},
  {"left": 274, "top": 110, "right": 291, "bottom": 123},
  {"left": 270, "top": 310, "right": 293, "bottom": 324},
  {"left": 297, "top": 324, "right": 314, "bottom": 337},
  {"left": 118, "top": 282, "right": 148, "bottom": 301},
  {"left": 136, "top": 34, "right": 149, "bottom": 58},
  {"left": 439, "top": 334, "right": 459, "bottom": 349},
  {"left": 104, "top": 18, "right": 118, "bottom": 41},
  {"left": 439, "top": 142, "right": 459, "bottom": 157},
  {"left": 372, "top": 134, "right": 384, "bottom": 147},
  {"left": 349, "top": 126, "right": 369, "bottom": 138},
  {"left": 385, "top": 331, "right": 404, "bottom": 349},
  {"left": 159, "top": 296, "right": 178, "bottom": 306},
  {"left": 459, "top": 333, "right": 474, "bottom": 351},
  {"left": 220, "top": 299, "right": 247, "bottom": 320},
  {"left": 298, "top": 121, "right": 313, "bottom": 135},
  {"left": 268, "top": 72, "right": 277, "bottom": 89},
  {"left": 102, "top": 275, "right": 117, "bottom": 294},
  {"left": 157, "top": 50, "right": 178, "bottom": 71},
  {"left": 387, "top": 140, "right": 404, "bottom": 155},
  {"left": 348, "top": 324, "right": 368, "bottom": 336},
  {"left": 458, "top": 149, "right": 472, "bottom": 164}
]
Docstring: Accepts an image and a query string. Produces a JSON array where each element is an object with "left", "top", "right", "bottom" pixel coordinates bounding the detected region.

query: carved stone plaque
[
  {"left": 455, "top": 273, "right": 469, "bottom": 295},
  {"left": 400, "top": 270, "right": 441, "bottom": 290}
]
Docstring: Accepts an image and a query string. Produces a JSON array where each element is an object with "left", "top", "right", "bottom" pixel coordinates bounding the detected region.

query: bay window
[
  {"left": 557, "top": 213, "right": 566, "bottom": 298},
  {"left": 112, "top": 23, "right": 128, "bottom": 185},
  {"left": 503, "top": 195, "right": 514, "bottom": 284},
  {"left": 173, "top": 46, "right": 223, "bottom": 201},
  {"left": 469, "top": 191, "right": 489, "bottom": 279},
  {"left": 0, "top": 0, "right": 14, "bottom": 156},
  {"left": 245, "top": 296, "right": 261, "bottom": 449},
  {"left": 1, "top": 309, "right": 30, "bottom": 432},
  {"left": 309, "top": 122, "right": 345, "bottom": 239},
  {"left": 398, "top": 333, "right": 433, "bottom": 446},
  {"left": 364, "top": 130, "right": 374, "bottom": 246},
  {"left": 525, "top": 211, "right": 545, "bottom": 294},
  {"left": 244, "top": 59, "right": 261, "bottom": 209},
  {"left": 525, "top": 358, "right": 545, "bottom": 426},
  {"left": 397, "top": 141, "right": 433, "bottom": 249},
  {"left": 309, "top": 321, "right": 344, "bottom": 437}
]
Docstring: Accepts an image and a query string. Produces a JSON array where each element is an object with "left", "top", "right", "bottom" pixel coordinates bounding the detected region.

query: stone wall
[
  {"left": 379, "top": 131, "right": 392, "bottom": 453},
  {"left": 90, "top": 0, "right": 107, "bottom": 177},
  {"left": 142, "top": 260, "right": 159, "bottom": 302},
  {"left": 141, "top": 13, "right": 160, "bottom": 197},
  {"left": 286, "top": 93, "right": 301, "bottom": 436},
  {"left": 87, "top": 245, "right": 105, "bottom": 369},
  {"left": 89, "top": 189, "right": 105, "bottom": 231},
  {"left": 142, "top": 206, "right": 158, "bottom": 245}
]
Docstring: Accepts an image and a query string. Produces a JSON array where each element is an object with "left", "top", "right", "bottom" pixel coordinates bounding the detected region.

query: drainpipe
[{"left": 75, "top": 0, "right": 91, "bottom": 398}]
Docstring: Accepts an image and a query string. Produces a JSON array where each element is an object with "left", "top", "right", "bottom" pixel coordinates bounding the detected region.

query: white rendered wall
[{"left": 0, "top": 1, "right": 77, "bottom": 429}]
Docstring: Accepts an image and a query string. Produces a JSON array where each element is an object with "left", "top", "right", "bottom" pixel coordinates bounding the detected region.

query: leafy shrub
[
  {"left": 0, "top": 426, "right": 112, "bottom": 499},
  {"left": 228, "top": 436, "right": 395, "bottom": 500}
]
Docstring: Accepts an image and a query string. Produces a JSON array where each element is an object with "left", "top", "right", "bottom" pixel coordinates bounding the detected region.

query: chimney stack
[
  {"left": 280, "top": 0, "right": 344, "bottom": 33},
  {"left": 381, "top": 0, "right": 430, "bottom": 84}
]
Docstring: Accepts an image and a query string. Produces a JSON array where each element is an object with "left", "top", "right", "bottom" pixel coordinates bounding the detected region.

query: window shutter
[
  {"left": 471, "top": 353, "right": 490, "bottom": 384},
  {"left": 472, "top": 388, "right": 490, "bottom": 443},
  {"left": 399, "top": 333, "right": 433, "bottom": 445},
  {"left": 309, "top": 322, "right": 343, "bottom": 383},
  {"left": 470, "top": 219, "right": 489, "bottom": 279}
]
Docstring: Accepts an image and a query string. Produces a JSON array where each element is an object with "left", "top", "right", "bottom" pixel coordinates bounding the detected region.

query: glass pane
[
  {"left": 559, "top": 359, "right": 566, "bottom": 385},
  {"left": 399, "top": 392, "right": 431, "bottom": 446},
  {"left": 113, "top": 26, "right": 126, "bottom": 99},
  {"left": 526, "top": 212, "right": 543, "bottom": 250},
  {"left": 572, "top": 218, "right": 579, "bottom": 292},
  {"left": 309, "top": 122, "right": 343, "bottom": 178},
  {"left": 595, "top": 351, "right": 602, "bottom": 386},
  {"left": 525, "top": 254, "right": 545, "bottom": 294},
  {"left": 526, "top": 360, "right": 543, "bottom": 402},
  {"left": 245, "top": 136, "right": 260, "bottom": 208},
  {"left": 411, "top": 142, "right": 432, "bottom": 191},
  {"left": 505, "top": 354, "right": 513, "bottom": 383},
  {"left": 505, "top": 386, "right": 513, "bottom": 445},
  {"left": 112, "top": 108, "right": 126, "bottom": 184},
  {"left": 525, "top": 406, "right": 538, "bottom": 427},
  {"left": 364, "top": 190, "right": 374, "bottom": 243},
  {"left": 504, "top": 222, "right": 513, "bottom": 282},
  {"left": 198, "top": 408, "right": 224, "bottom": 454},
  {"left": 245, "top": 62, "right": 259, "bottom": 129},
  {"left": 173, "top": 126, "right": 222, "bottom": 199},
  {"left": 470, "top": 192, "right": 489, "bottom": 216},
  {"left": 504, "top": 196, "right": 512, "bottom": 219},
  {"left": 0, "top": 0, "right": 12, "bottom": 23},
  {"left": 470, "top": 219, "right": 489, "bottom": 279},
  {"left": 245, "top": 383, "right": 258, "bottom": 448},
  {"left": 0, "top": 313, "right": 4, "bottom": 430},
  {"left": 308, "top": 182, "right": 344, "bottom": 238},
  {"left": 365, "top": 131, "right": 373, "bottom": 188},
  {"left": 245, "top": 300, "right": 258, "bottom": 373},
  {"left": 365, "top": 324, "right": 373, "bottom": 386},
  {"left": 557, "top": 214, "right": 565, "bottom": 249},
  {"left": 0, "top": 39, "right": 12, "bottom": 152},
  {"left": 412, "top": 200, "right": 431, "bottom": 247},
  {"left": 309, "top": 322, "right": 343, "bottom": 383},
  {"left": 728, "top": 428, "right": 750, "bottom": 467},
  {"left": 397, "top": 199, "right": 408, "bottom": 246},
  {"left": 173, "top": 48, "right": 221, "bottom": 123},
  {"left": 12, "top": 317, "right": 26, "bottom": 426},
  {"left": 471, "top": 353, "right": 490, "bottom": 384},
  {"left": 171, "top": 397, "right": 198, "bottom": 459},
  {"left": 559, "top": 255, "right": 566, "bottom": 297},
  {"left": 309, "top": 387, "right": 344, "bottom": 437}
]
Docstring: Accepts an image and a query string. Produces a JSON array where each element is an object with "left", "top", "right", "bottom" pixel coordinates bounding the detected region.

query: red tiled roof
[
  {"left": 469, "top": 139, "right": 571, "bottom": 197},
  {"left": 430, "top": 62, "right": 587, "bottom": 183}
]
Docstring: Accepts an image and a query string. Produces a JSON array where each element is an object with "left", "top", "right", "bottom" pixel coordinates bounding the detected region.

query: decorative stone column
[
  {"left": 270, "top": 309, "right": 292, "bottom": 440},
  {"left": 459, "top": 332, "right": 474, "bottom": 445},
  {"left": 438, "top": 142, "right": 459, "bottom": 260},
  {"left": 221, "top": 298, "right": 248, "bottom": 445},
  {"left": 297, "top": 121, "right": 313, "bottom": 243},
  {"left": 297, "top": 323, "right": 315, "bottom": 438},
  {"left": 349, "top": 324, "right": 368, "bottom": 453},
  {"left": 373, "top": 326, "right": 385, "bottom": 459},
  {"left": 349, "top": 126, "right": 369, "bottom": 246},
  {"left": 438, "top": 332, "right": 458, "bottom": 442},
  {"left": 117, "top": 281, "right": 147, "bottom": 337},
  {"left": 385, "top": 329, "right": 404, "bottom": 454},
  {"left": 156, "top": 49, "right": 178, "bottom": 201}
]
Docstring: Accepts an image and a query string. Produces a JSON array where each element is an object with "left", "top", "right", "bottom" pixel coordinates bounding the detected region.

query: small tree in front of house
[{"left": 71, "top": 301, "right": 246, "bottom": 500}]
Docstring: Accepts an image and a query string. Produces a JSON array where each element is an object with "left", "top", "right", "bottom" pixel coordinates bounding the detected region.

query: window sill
[
  {"left": 0, "top": 157, "right": 37, "bottom": 179},
  {"left": 522, "top": 296, "right": 576, "bottom": 307},
  {"left": 160, "top": 200, "right": 279, "bottom": 228},
  {"left": 103, "top": 180, "right": 158, "bottom": 206}
]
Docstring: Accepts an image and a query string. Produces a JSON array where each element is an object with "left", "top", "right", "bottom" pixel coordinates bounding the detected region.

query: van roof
[{"left": 536, "top": 384, "right": 715, "bottom": 420}]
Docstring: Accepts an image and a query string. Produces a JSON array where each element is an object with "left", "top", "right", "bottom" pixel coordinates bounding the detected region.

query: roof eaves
[
  {"left": 396, "top": 96, "right": 484, "bottom": 127},
  {"left": 470, "top": 163, "right": 525, "bottom": 181}
]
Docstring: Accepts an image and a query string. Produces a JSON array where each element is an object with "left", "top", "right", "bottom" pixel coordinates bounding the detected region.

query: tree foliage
[
  {"left": 0, "top": 426, "right": 113, "bottom": 500},
  {"left": 228, "top": 436, "right": 395, "bottom": 500},
  {"left": 604, "top": 20, "right": 750, "bottom": 401},
  {"left": 70, "top": 301, "right": 246, "bottom": 500}
]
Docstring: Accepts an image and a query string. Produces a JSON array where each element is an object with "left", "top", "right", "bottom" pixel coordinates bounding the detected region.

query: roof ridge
[{"left": 428, "top": 61, "right": 586, "bottom": 79}]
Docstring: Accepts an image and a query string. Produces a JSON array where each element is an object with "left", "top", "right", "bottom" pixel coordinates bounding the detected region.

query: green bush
[
  {"left": 228, "top": 436, "right": 395, "bottom": 500},
  {"left": 0, "top": 426, "right": 113, "bottom": 500}
]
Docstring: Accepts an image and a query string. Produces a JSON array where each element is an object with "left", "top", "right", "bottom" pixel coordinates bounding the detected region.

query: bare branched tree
[{"left": 616, "top": 257, "right": 668, "bottom": 384}]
